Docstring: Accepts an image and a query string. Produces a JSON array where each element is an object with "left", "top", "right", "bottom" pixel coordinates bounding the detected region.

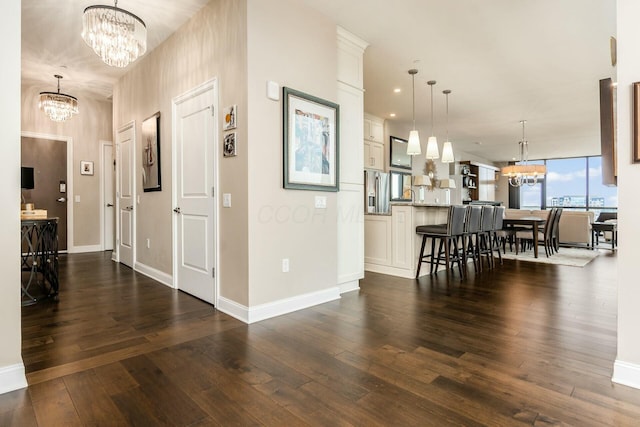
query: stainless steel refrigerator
[{"left": 364, "top": 170, "right": 390, "bottom": 214}]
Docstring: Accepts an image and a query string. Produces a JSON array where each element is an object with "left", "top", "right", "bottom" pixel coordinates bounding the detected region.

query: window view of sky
[{"left": 519, "top": 156, "right": 618, "bottom": 210}]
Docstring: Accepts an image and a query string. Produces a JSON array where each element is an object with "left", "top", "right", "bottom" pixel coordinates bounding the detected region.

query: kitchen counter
[{"left": 364, "top": 204, "right": 450, "bottom": 278}]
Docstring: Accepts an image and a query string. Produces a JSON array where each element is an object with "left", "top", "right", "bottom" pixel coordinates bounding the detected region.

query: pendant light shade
[
  {"left": 39, "top": 75, "right": 79, "bottom": 122},
  {"left": 441, "top": 89, "right": 454, "bottom": 163},
  {"left": 408, "top": 130, "right": 421, "bottom": 155},
  {"left": 441, "top": 141, "right": 454, "bottom": 163},
  {"left": 406, "top": 69, "right": 421, "bottom": 155},
  {"left": 425, "top": 80, "right": 439, "bottom": 160},
  {"left": 81, "top": 0, "right": 147, "bottom": 68}
]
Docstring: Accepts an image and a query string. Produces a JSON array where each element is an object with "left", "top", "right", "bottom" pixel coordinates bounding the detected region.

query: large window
[
  {"left": 516, "top": 156, "right": 617, "bottom": 214},
  {"left": 546, "top": 158, "right": 587, "bottom": 208}
]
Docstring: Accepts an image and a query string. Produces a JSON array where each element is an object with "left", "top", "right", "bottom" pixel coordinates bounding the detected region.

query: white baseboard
[
  {"left": 216, "top": 296, "right": 249, "bottom": 323},
  {"left": 0, "top": 363, "right": 28, "bottom": 395},
  {"left": 365, "top": 263, "right": 416, "bottom": 279},
  {"left": 134, "top": 262, "right": 174, "bottom": 288},
  {"left": 68, "top": 244, "right": 102, "bottom": 254},
  {"left": 613, "top": 360, "right": 640, "bottom": 390},
  {"left": 339, "top": 279, "right": 360, "bottom": 294},
  {"left": 217, "top": 287, "right": 341, "bottom": 324}
]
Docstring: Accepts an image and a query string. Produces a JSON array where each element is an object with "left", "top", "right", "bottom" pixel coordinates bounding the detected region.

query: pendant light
[
  {"left": 39, "top": 75, "right": 79, "bottom": 122},
  {"left": 406, "top": 69, "right": 421, "bottom": 155},
  {"left": 501, "top": 120, "right": 547, "bottom": 187},
  {"left": 441, "top": 89, "right": 455, "bottom": 163},
  {"left": 81, "top": 0, "right": 147, "bottom": 68},
  {"left": 425, "top": 80, "right": 439, "bottom": 160}
]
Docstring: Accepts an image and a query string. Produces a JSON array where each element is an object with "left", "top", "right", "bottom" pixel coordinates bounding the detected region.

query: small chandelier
[
  {"left": 39, "top": 75, "right": 79, "bottom": 122},
  {"left": 81, "top": 0, "right": 147, "bottom": 68},
  {"left": 425, "top": 80, "right": 439, "bottom": 160},
  {"left": 406, "top": 69, "right": 421, "bottom": 155},
  {"left": 441, "top": 89, "right": 455, "bottom": 163},
  {"left": 501, "top": 120, "right": 547, "bottom": 187}
]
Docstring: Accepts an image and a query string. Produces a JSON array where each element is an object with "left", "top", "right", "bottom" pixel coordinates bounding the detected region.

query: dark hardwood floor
[{"left": 2, "top": 249, "right": 639, "bottom": 426}]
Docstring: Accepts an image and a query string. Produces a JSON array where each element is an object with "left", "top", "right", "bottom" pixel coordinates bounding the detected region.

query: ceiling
[{"left": 22, "top": 0, "right": 616, "bottom": 162}]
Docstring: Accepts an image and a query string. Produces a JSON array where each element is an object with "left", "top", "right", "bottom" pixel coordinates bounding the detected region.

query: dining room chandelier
[
  {"left": 81, "top": 0, "right": 147, "bottom": 68},
  {"left": 501, "top": 120, "right": 546, "bottom": 187},
  {"left": 39, "top": 75, "right": 79, "bottom": 122}
]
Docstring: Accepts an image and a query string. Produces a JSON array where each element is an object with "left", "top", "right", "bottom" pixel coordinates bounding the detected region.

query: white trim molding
[
  {"left": 0, "top": 363, "right": 27, "bottom": 395},
  {"left": 613, "top": 360, "right": 640, "bottom": 390},
  {"left": 68, "top": 244, "right": 102, "bottom": 254},
  {"left": 339, "top": 280, "right": 360, "bottom": 294},
  {"left": 218, "top": 287, "right": 341, "bottom": 324},
  {"left": 134, "top": 261, "right": 174, "bottom": 289}
]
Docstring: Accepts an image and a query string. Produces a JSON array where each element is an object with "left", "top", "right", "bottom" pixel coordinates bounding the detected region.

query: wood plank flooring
[{"left": 2, "top": 249, "right": 640, "bottom": 426}]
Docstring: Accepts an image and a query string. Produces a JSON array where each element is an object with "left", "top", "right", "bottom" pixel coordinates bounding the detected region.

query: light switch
[
  {"left": 267, "top": 81, "right": 280, "bottom": 101},
  {"left": 314, "top": 196, "right": 327, "bottom": 209},
  {"left": 223, "top": 193, "right": 231, "bottom": 208},
  {"left": 75, "top": 195, "right": 81, "bottom": 203}
]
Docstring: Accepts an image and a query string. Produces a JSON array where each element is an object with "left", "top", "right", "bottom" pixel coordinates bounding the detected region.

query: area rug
[{"left": 499, "top": 247, "right": 599, "bottom": 267}]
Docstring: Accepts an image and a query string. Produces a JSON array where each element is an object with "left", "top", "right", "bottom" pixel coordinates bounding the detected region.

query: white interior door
[
  {"left": 102, "top": 142, "right": 115, "bottom": 251},
  {"left": 117, "top": 124, "right": 135, "bottom": 268},
  {"left": 173, "top": 81, "right": 216, "bottom": 304}
]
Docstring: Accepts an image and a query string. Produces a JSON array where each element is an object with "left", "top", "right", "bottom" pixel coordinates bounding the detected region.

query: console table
[{"left": 21, "top": 218, "right": 59, "bottom": 305}]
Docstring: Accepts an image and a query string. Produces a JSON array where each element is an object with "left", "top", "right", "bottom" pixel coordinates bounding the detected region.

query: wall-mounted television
[{"left": 21, "top": 166, "right": 35, "bottom": 190}]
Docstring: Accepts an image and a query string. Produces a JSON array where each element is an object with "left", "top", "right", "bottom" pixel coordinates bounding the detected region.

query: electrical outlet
[
  {"left": 223, "top": 193, "right": 232, "bottom": 208},
  {"left": 315, "top": 196, "right": 327, "bottom": 209},
  {"left": 282, "top": 258, "right": 289, "bottom": 273}
]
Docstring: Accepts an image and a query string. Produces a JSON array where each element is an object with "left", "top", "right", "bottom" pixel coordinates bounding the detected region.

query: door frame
[
  {"left": 171, "top": 78, "right": 219, "bottom": 304},
  {"left": 114, "top": 122, "right": 136, "bottom": 265},
  {"left": 100, "top": 140, "right": 114, "bottom": 252},
  {"left": 21, "top": 131, "right": 74, "bottom": 252}
]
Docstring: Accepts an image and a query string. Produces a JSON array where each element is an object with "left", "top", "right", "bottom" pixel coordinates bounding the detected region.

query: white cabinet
[
  {"left": 364, "top": 118, "right": 384, "bottom": 143},
  {"left": 391, "top": 205, "right": 413, "bottom": 269},
  {"left": 364, "top": 140, "right": 384, "bottom": 170},
  {"left": 478, "top": 166, "right": 497, "bottom": 201},
  {"left": 364, "top": 215, "right": 392, "bottom": 265}
]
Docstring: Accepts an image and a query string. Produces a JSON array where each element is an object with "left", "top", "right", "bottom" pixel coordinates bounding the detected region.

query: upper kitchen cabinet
[{"left": 364, "top": 117, "right": 384, "bottom": 143}]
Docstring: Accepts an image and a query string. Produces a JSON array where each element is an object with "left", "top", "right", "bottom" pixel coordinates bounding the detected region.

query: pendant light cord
[
  {"left": 412, "top": 73, "right": 416, "bottom": 130},
  {"left": 430, "top": 83, "right": 435, "bottom": 136}
]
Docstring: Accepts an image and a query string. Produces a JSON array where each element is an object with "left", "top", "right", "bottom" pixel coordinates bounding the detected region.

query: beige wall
[
  {"left": 246, "top": 0, "right": 339, "bottom": 305},
  {"left": 113, "top": 0, "right": 249, "bottom": 303},
  {"left": 0, "top": 0, "right": 23, "bottom": 377},
  {"left": 21, "top": 85, "right": 113, "bottom": 249},
  {"left": 616, "top": 0, "right": 640, "bottom": 378}
]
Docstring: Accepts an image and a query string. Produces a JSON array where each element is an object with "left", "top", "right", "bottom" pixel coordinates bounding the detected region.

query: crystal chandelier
[
  {"left": 81, "top": 0, "right": 147, "bottom": 68},
  {"left": 501, "top": 120, "right": 547, "bottom": 187},
  {"left": 39, "top": 75, "right": 79, "bottom": 122}
]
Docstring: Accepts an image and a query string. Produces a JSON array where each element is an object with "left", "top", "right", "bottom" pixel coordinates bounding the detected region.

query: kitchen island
[{"left": 364, "top": 203, "right": 451, "bottom": 278}]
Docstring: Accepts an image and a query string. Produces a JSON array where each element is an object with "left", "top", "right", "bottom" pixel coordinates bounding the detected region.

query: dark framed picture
[
  {"left": 283, "top": 87, "right": 339, "bottom": 191},
  {"left": 390, "top": 136, "right": 412, "bottom": 169},
  {"left": 142, "top": 112, "right": 161, "bottom": 192},
  {"left": 223, "top": 132, "right": 237, "bottom": 157},
  {"left": 80, "top": 160, "right": 94, "bottom": 176},
  {"left": 634, "top": 82, "right": 640, "bottom": 163}
]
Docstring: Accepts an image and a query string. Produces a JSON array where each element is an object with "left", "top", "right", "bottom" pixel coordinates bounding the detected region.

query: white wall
[
  {"left": 614, "top": 0, "right": 640, "bottom": 389},
  {"left": 246, "top": 0, "right": 339, "bottom": 307},
  {"left": 0, "top": 0, "right": 27, "bottom": 394},
  {"left": 113, "top": 0, "right": 249, "bottom": 303}
]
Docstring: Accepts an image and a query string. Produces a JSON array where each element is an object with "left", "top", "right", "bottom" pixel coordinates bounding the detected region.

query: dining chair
[{"left": 515, "top": 208, "right": 557, "bottom": 257}]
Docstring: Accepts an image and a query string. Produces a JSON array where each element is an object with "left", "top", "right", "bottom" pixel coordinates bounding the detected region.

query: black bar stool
[
  {"left": 416, "top": 205, "right": 467, "bottom": 279},
  {"left": 463, "top": 205, "right": 482, "bottom": 273},
  {"left": 477, "top": 205, "right": 495, "bottom": 270},
  {"left": 491, "top": 206, "right": 505, "bottom": 265}
]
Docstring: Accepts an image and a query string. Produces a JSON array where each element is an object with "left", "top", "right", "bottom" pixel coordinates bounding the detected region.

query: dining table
[{"left": 503, "top": 216, "right": 547, "bottom": 258}]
